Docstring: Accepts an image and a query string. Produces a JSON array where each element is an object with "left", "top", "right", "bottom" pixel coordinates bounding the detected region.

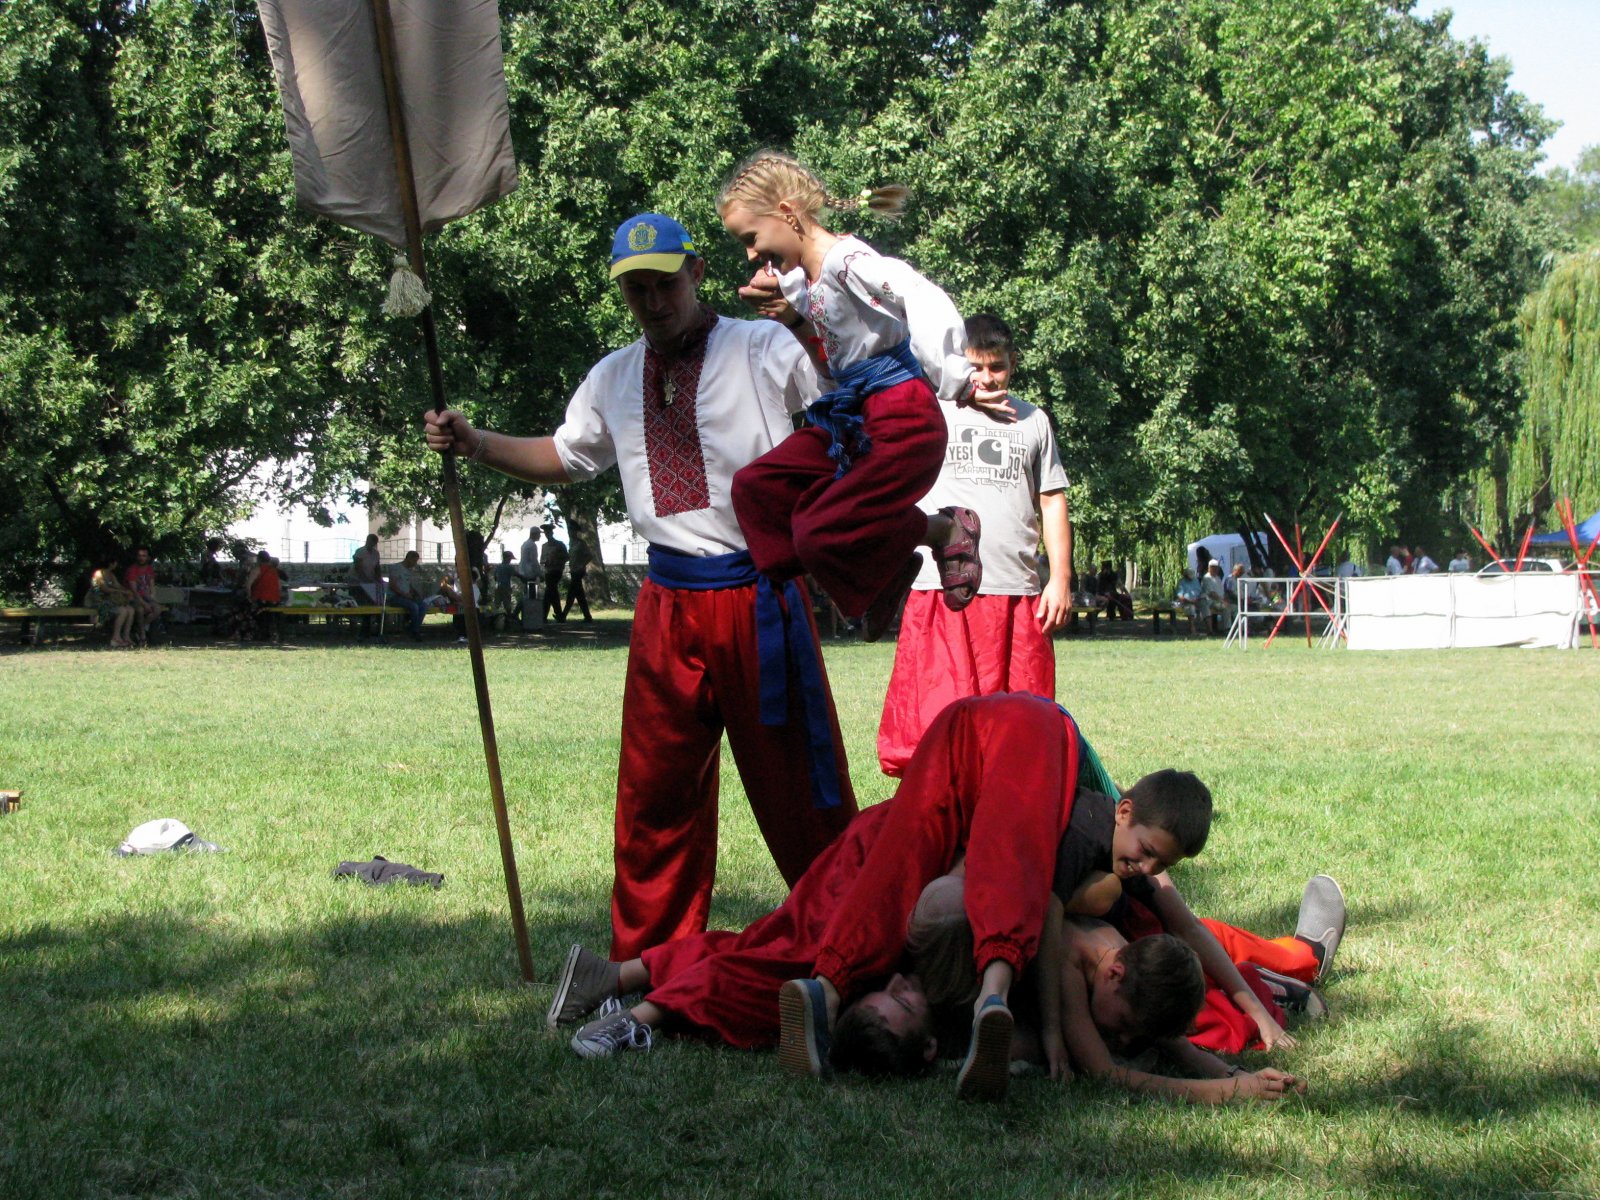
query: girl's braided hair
[{"left": 716, "top": 149, "right": 908, "bottom": 221}]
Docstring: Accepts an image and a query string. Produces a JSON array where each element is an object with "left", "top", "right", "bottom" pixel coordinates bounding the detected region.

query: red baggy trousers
[
  {"left": 812, "top": 692, "right": 1078, "bottom": 997},
  {"left": 639, "top": 803, "right": 893, "bottom": 1048},
  {"left": 610, "top": 577, "right": 857, "bottom": 960},
  {"left": 731, "top": 378, "right": 946, "bottom": 616},
  {"left": 878, "top": 590, "right": 1057, "bottom": 777}
]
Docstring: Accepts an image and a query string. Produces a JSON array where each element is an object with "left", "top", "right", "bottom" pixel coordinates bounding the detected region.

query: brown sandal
[{"left": 935, "top": 506, "right": 982, "bottom": 612}]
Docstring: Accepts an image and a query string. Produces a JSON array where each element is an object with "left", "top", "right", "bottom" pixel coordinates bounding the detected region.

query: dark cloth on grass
[{"left": 334, "top": 856, "right": 444, "bottom": 888}]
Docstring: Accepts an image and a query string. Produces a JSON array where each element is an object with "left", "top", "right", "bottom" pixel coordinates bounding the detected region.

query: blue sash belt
[
  {"left": 806, "top": 338, "right": 923, "bottom": 477},
  {"left": 646, "top": 546, "right": 842, "bottom": 809}
]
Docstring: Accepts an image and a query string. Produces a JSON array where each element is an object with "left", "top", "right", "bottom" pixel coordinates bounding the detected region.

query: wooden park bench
[
  {"left": 1135, "top": 602, "right": 1190, "bottom": 636},
  {"left": 2, "top": 606, "right": 99, "bottom": 645},
  {"left": 263, "top": 604, "right": 397, "bottom": 636},
  {"left": 1064, "top": 603, "right": 1100, "bottom": 635}
]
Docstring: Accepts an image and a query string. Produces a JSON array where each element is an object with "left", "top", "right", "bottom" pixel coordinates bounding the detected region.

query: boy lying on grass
[
  {"left": 1107, "top": 873, "right": 1347, "bottom": 1055},
  {"left": 1047, "top": 910, "right": 1305, "bottom": 1102},
  {"left": 1047, "top": 779, "right": 1306, "bottom": 1053},
  {"left": 834, "top": 870, "right": 1326, "bottom": 1102}
]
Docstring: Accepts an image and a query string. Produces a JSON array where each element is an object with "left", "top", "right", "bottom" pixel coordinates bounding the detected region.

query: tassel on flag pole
[{"left": 259, "top": 0, "right": 533, "bottom": 983}]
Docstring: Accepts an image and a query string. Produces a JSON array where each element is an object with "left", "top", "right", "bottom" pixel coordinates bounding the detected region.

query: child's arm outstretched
[
  {"left": 875, "top": 257, "right": 1015, "bottom": 420},
  {"left": 1156, "top": 1036, "right": 1305, "bottom": 1100},
  {"left": 1054, "top": 937, "right": 1299, "bottom": 1104},
  {"left": 1143, "top": 873, "right": 1296, "bottom": 1051}
]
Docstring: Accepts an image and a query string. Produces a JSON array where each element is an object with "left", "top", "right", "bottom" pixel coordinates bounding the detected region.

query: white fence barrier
[{"left": 1345, "top": 574, "right": 1581, "bottom": 650}]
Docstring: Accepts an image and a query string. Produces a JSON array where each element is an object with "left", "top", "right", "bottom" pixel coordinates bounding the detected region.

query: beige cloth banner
[{"left": 259, "top": 0, "right": 517, "bottom": 248}]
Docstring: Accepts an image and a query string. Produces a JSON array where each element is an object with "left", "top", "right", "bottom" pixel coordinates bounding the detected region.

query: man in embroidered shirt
[{"left": 423, "top": 212, "right": 858, "bottom": 959}]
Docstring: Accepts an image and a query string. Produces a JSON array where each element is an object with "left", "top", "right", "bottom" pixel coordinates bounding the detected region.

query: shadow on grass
[
  {"left": 3, "top": 898, "right": 1594, "bottom": 1200},
  {"left": 1311, "top": 1015, "right": 1599, "bottom": 1123}
]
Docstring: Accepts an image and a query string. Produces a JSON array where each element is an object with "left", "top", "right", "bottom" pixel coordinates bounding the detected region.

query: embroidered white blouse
[{"left": 775, "top": 236, "right": 974, "bottom": 405}]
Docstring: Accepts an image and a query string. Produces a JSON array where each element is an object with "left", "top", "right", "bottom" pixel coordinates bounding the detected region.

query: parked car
[{"left": 1476, "top": 557, "right": 1565, "bottom": 575}]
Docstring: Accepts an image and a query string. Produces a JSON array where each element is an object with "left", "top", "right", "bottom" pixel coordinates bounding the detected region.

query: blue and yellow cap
[{"left": 609, "top": 213, "right": 698, "bottom": 279}]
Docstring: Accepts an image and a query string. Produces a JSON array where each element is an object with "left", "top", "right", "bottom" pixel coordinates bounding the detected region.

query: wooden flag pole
[{"left": 369, "top": 0, "right": 535, "bottom": 985}]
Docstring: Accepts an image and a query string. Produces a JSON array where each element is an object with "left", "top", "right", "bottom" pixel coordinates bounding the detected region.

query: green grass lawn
[{"left": 2, "top": 626, "right": 1597, "bottom": 1199}]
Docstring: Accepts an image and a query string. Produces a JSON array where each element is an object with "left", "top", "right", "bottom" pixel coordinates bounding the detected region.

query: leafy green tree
[
  {"left": 1539, "top": 146, "right": 1600, "bottom": 250},
  {"left": 846, "top": 0, "right": 1555, "bottom": 577},
  {"left": 0, "top": 0, "right": 1562, "bottom": 600},
  {"left": 0, "top": 0, "right": 411, "bottom": 596}
]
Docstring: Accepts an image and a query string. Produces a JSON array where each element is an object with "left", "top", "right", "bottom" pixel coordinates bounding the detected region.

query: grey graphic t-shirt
[{"left": 913, "top": 395, "right": 1068, "bottom": 595}]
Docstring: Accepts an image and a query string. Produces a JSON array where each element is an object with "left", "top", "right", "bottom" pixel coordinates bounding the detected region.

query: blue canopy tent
[{"left": 1528, "top": 508, "right": 1600, "bottom": 547}]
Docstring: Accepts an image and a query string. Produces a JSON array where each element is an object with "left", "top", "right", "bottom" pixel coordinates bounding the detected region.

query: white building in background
[{"left": 225, "top": 461, "right": 644, "bottom": 566}]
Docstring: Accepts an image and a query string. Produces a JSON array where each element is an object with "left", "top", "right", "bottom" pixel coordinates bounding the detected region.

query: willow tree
[{"left": 1476, "top": 250, "right": 1600, "bottom": 541}]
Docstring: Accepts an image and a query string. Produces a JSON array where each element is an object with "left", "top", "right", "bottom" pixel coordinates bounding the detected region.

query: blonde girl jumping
[{"left": 720, "top": 151, "right": 1014, "bottom": 640}]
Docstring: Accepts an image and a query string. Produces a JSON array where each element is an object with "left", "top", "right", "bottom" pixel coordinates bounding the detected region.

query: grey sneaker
[
  {"left": 570, "top": 1008, "right": 653, "bottom": 1059},
  {"left": 777, "top": 978, "right": 832, "bottom": 1078},
  {"left": 1254, "top": 966, "right": 1328, "bottom": 1019},
  {"left": 1293, "top": 875, "right": 1347, "bottom": 983},
  {"left": 547, "top": 944, "right": 621, "bottom": 1029}
]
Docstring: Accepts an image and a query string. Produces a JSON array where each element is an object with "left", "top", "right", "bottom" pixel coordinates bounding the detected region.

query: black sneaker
[
  {"left": 777, "top": 978, "right": 832, "bottom": 1078},
  {"left": 547, "top": 944, "right": 621, "bottom": 1029},
  {"left": 1255, "top": 967, "right": 1328, "bottom": 1019},
  {"left": 955, "top": 995, "right": 1014, "bottom": 1103},
  {"left": 1293, "top": 875, "right": 1346, "bottom": 983}
]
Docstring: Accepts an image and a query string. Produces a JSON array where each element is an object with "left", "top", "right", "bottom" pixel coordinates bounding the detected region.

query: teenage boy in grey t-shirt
[{"left": 878, "top": 313, "right": 1071, "bottom": 776}]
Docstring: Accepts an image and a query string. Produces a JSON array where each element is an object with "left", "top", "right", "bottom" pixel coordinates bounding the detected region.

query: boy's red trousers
[{"left": 877, "top": 590, "right": 1057, "bottom": 777}]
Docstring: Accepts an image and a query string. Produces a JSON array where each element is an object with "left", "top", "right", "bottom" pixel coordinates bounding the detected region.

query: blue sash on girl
[
  {"left": 646, "top": 545, "right": 842, "bottom": 809},
  {"left": 806, "top": 337, "right": 923, "bottom": 476}
]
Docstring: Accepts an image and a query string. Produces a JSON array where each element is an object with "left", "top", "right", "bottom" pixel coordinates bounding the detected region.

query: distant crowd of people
[
  {"left": 82, "top": 523, "right": 598, "bottom": 647},
  {"left": 1161, "top": 544, "right": 1480, "bottom": 637}
]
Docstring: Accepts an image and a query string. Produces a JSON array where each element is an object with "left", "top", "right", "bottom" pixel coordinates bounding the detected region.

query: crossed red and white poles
[
  {"left": 1467, "top": 521, "right": 1535, "bottom": 574},
  {"left": 1553, "top": 499, "right": 1600, "bottom": 650},
  {"left": 1261, "top": 514, "right": 1343, "bottom": 648}
]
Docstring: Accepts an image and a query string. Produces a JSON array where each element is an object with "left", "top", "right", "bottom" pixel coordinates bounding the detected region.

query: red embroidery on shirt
[{"left": 642, "top": 316, "right": 717, "bottom": 517}]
